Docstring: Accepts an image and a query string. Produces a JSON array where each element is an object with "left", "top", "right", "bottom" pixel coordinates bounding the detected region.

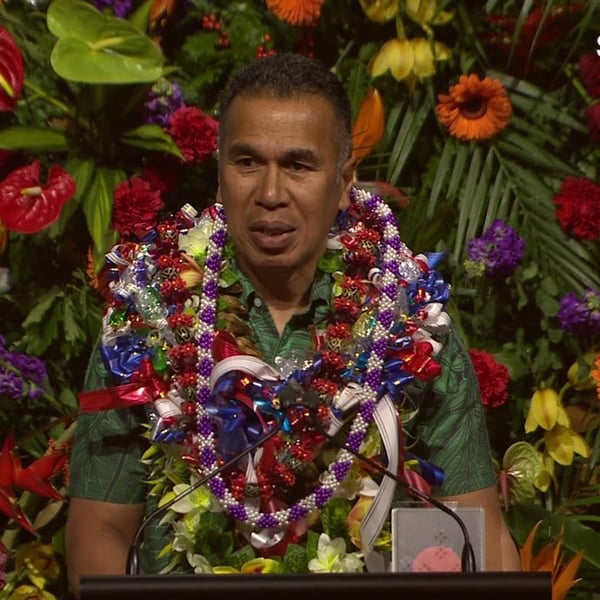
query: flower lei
[{"left": 95, "top": 186, "right": 451, "bottom": 565}]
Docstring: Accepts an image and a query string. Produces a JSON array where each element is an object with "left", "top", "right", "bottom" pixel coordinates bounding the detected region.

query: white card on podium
[{"left": 390, "top": 505, "right": 485, "bottom": 572}]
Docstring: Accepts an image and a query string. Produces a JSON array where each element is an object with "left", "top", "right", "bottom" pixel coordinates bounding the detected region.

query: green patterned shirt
[{"left": 67, "top": 267, "right": 495, "bottom": 572}]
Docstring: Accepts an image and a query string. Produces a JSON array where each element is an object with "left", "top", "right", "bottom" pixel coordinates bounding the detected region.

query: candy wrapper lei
[{"left": 89, "top": 186, "right": 452, "bottom": 569}]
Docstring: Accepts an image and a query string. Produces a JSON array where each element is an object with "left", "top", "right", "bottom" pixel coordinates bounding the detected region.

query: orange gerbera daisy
[
  {"left": 266, "top": 0, "right": 324, "bottom": 26},
  {"left": 436, "top": 73, "right": 512, "bottom": 141}
]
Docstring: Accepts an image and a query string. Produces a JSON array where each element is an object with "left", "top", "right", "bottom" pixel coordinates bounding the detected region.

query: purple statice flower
[
  {"left": 466, "top": 219, "right": 525, "bottom": 277},
  {"left": 144, "top": 79, "right": 185, "bottom": 128},
  {"left": 0, "top": 368, "right": 24, "bottom": 400},
  {"left": 557, "top": 288, "right": 600, "bottom": 337},
  {"left": 93, "top": 0, "right": 134, "bottom": 18},
  {"left": 9, "top": 352, "right": 46, "bottom": 384}
]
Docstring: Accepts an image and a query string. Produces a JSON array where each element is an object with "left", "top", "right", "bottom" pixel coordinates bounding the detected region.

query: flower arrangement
[{"left": 0, "top": 0, "right": 599, "bottom": 597}]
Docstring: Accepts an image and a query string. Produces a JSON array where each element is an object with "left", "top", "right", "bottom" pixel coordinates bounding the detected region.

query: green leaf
[
  {"left": 120, "top": 124, "right": 183, "bottom": 158},
  {"left": 282, "top": 544, "right": 309, "bottom": 573},
  {"left": 47, "top": 0, "right": 163, "bottom": 84},
  {"left": 0, "top": 126, "right": 68, "bottom": 152},
  {"left": 82, "top": 167, "right": 123, "bottom": 257}
]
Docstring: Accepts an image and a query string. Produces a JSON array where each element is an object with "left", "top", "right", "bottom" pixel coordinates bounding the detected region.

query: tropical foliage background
[{"left": 0, "top": 0, "right": 600, "bottom": 598}]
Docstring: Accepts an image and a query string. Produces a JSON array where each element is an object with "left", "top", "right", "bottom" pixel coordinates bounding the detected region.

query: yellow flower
[
  {"left": 347, "top": 495, "right": 374, "bottom": 549},
  {"left": 240, "top": 558, "right": 282, "bottom": 573},
  {"left": 544, "top": 425, "right": 591, "bottom": 466},
  {"left": 405, "top": 0, "right": 453, "bottom": 31},
  {"left": 369, "top": 37, "right": 451, "bottom": 89},
  {"left": 534, "top": 451, "right": 555, "bottom": 493},
  {"left": 567, "top": 350, "right": 599, "bottom": 391},
  {"left": 8, "top": 585, "right": 57, "bottom": 600},
  {"left": 15, "top": 542, "right": 60, "bottom": 590},
  {"left": 525, "top": 387, "right": 569, "bottom": 433},
  {"left": 358, "top": 0, "right": 399, "bottom": 23}
]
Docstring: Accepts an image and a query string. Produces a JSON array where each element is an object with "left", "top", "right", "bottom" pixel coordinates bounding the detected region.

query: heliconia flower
[
  {"left": 525, "top": 387, "right": 569, "bottom": 433},
  {"left": 0, "top": 26, "right": 24, "bottom": 112},
  {"left": 358, "top": 0, "right": 399, "bottom": 23},
  {"left": 15, "top": 542, "right": 60, "bottom": 589},
  {"left": 265, "top": 0, "right": 324, "bottom": 26},
  {"left": 0, "top": 433, "right": 67, "bottom": 533},
  {"left": 405, "top": 0, "right": 453, "bottom": 30},
  {"left": 352, "top": 88, "right": 385, "bottom": 164},
  {"left": 544, "top": 425, "right": 590, "bottom": 466},
  {"left": 436, "top": 74, "right": 513, "bottom": 141},
  {"left": 520, "top": 520, "right": 584, "bottom": 600},
  {"left": 370, "top": 38, "right": 451, "bottom": 88},
  {"left": 0, "top": 160, "right": 75, "bottom": 234}
]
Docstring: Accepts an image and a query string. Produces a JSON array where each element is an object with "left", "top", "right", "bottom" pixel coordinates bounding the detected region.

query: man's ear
[{"left": 338, "top": 155, "right": 356, "bottom": 210}]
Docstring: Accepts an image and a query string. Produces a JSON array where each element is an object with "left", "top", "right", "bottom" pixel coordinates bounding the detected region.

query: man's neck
[{"left": 241, "top": 264, "right": 316, "bottom": 335}]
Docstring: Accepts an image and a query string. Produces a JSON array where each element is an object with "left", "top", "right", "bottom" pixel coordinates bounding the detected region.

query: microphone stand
[
  {"left": 126, "top": 414, "right": 285, "bottom": 575},
  {"left": 303, "top": 407, "right": 478, "bottom": 573}
]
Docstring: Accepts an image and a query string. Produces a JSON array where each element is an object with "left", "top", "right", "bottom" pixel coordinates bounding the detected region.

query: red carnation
[
  {"left": 579, "top": 53, "right": 600, "bottom": 99},
  {"left": 586, "top": 102, "right": 600, "bottom": 143},
  {"left": 112, "top": 176, "right": 164, "bottom": 239},
  {"left": 468, "top": 349, "right": 510, "bottom": 410},
  {"left": 168, "top": 106, "right": 218, "bottom": 164},
  {"left": 553, "top": 176, "right": 600, "bottom": 241}
]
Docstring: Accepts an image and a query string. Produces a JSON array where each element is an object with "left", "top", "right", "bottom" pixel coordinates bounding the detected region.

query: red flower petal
[
  {"left": 0, "top": 433, "right": 17, "bottom": 489},
  {"left": 0, "top": 27, "right": 24, "bottom": 112},
  {"left": 0, "top": 487, "right": 36, "bottom": 535},
  {"left": 0, "top": 160, "right": 76, "bottom": 233}
]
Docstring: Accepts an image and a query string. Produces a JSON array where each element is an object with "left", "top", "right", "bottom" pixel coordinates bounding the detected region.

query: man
[{"left": 66, "top": 53, "right": 520, "bottom": 596}]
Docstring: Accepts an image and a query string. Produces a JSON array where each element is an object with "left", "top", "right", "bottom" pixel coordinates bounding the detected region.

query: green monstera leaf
[{"left": 47, "top": 0, "right": 163, "bottom": 84}]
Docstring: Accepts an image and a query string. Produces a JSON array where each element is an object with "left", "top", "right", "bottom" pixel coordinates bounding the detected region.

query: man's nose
[{"left": 257, "top": 164, "right": 286, "bottom": 208}]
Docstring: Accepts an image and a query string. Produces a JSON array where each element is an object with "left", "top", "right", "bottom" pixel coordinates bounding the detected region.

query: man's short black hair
[{"left": 218, "top": 53, "right": 353, "bottom": 166}]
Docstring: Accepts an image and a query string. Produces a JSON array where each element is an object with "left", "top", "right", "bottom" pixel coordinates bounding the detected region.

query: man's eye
[
  {"left": 237, "top": 157, "right": 256, "bottom": 168},
  {"left": 289, "top": 162, "right": 309, "bottom": 171}
]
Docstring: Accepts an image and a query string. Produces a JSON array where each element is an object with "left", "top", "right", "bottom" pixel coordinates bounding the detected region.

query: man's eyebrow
[{"left": 226, "top": 142, "right": 320, "bottom": 164}]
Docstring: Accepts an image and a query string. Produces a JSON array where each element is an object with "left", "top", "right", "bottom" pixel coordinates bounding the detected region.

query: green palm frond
[{"left": 383, "top": 63, "right": 598, "bottom": 295}]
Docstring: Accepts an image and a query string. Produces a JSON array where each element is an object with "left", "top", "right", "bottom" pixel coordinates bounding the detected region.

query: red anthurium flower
[
  {"left": 0, "top": 26, "right": 24, "bottom": 112},
  {"left": 0, "top": 160, "right": 76, "bottom": 233}
]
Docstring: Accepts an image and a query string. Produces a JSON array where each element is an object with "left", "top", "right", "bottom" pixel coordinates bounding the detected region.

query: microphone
[
  {"left": 126, "top": 413, "right": 285, "bottom": 575},
  {"left": 297, "top": 404, "right": 478, "bottom": 573}
]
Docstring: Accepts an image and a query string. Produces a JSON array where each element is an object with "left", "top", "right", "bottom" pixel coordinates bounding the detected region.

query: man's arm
[
  {"left": 440, "top": 485, "right": 521, "bottom": 571},
  {"left": 66, "top": 498, "right": 145, "bottom": 597}
]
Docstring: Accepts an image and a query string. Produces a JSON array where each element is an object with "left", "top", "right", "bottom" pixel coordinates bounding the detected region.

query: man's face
[{"left": 217, "top": 94, "right": 353, "bottom": 282}]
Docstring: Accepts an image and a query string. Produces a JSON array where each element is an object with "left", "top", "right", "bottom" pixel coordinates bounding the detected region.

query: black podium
[{"left": 80, "top": 571, "right": 551, "bottom": 600}]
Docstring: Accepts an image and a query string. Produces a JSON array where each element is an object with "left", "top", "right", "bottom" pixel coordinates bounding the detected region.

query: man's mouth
[{"left": 249, "top": 221, "right": 295, "bottom": 251}]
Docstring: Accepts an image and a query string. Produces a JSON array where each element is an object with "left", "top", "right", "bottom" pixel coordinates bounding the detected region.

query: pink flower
[{"left": 168, "top": 106, "right": 218, "bottom": 164}]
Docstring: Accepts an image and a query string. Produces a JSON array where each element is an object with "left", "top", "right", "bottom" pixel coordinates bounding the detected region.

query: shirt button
[{"left": 253, "top": 297, "right": 263, "bottom": 308}]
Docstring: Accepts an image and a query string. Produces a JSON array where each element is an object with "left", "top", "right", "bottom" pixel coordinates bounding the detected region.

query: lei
[{"left": 90, "top": 187, "right": 451, "bottom": 573}]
